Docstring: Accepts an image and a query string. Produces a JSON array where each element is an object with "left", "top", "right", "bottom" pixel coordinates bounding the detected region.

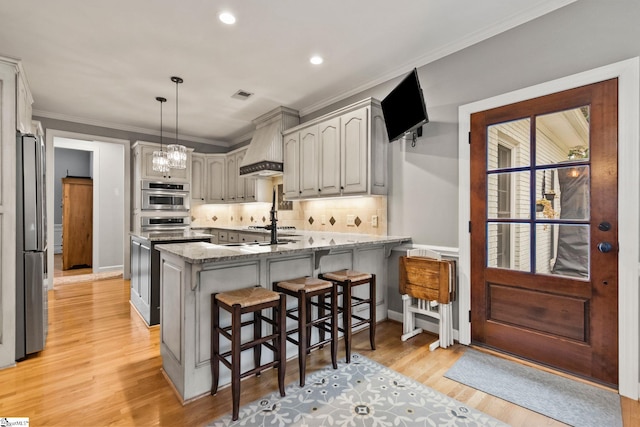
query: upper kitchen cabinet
[
  {"left": 16, "top": 67, "right": 33, "bottom": 134},
  {"left": 191, "top": 153, "right": 206, "bottom": 201},
  {"left": 190, "top": 153, "right": 226, "bottom": 203},
  {"left": 205, "top": 155, "right": 225, "bottom": 202},
  {"left": 282, "top": 132, "right": 300, "bottom": 200},
  {"left": 192, "top": 148, "right": 270, "bottom": 204},
  {"left": 299, "top": 126, "right": 321, "bottom": 198},
  {"left": 283, "top": 98, "right": 387, "bottom": 200},
  {"left": 133, "top": 141, "right": 192, "bottom": 183},
  {"left": 232, "top": 147, "right": 262, "bottom": 202},
  {"left": 225, "top": 151, "right": 238, "bottom": 202},
  {"left": 318, "top": 117, "right": 341, "bottom": 196},
  {"left": 190, "top": 153, "right": 225, "bottom": 202}
]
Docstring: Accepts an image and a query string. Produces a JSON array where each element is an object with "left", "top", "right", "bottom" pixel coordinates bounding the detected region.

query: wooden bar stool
[
  {"left": 319, "top": 270, "right": 376, "bottom": 363},
  {"left": 273, "top": 276, "right": 338, "bottom": 386},
  {"left": 211, "top": 286, "right": 286, "bottom": 421}
]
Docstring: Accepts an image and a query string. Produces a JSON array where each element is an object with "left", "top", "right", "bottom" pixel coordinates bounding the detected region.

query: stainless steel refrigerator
[{"left": 16, "top": 132, "right": 48, "bottom": 360}]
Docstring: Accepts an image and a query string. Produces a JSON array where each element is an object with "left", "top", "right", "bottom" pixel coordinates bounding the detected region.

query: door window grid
[{"left": 486, "top": 106, "right": 591, "bottom": 279}]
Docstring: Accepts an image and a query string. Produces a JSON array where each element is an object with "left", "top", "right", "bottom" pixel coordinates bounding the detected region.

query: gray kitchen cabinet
[
  {"left": 130, "top": 236, "right": 152, "bottom": 323},
  {"left": 283, "top": 123, "right": 322, "bottom": 199},
  {"left": 16, "top": 67, "right": 34, "bottom": 134},
  {"left": 339, "top": 107, "right": 369, "bottom": 195},
  {"left": 191, "top": 153, "right": 206, "bottom": 201},
  {"left": 205, "top": 155, "right": 226, "bottom": 202},
  {"left": 318, "top": 117, "right": 341, "bottom": 196},
  {"left": 133, "top": 141, "right": 191, "bottom": 183},
  {"left": 238, "top": 232, "right": 266, "bottom": 243},
  {"left": 282, "top": 131, "right": 300, "bottom": 200},
  {"left": 234, "top": 149, "right": 246, "bottom": 201},
  {"left": 282, "top": 98, "right": 387, "bottom": 200},
  {"left": 225, "top": 153, "right": 237, "bottom": 202},
  {"left": 130, "top": 234, "right": 210, "bottom": 326},
  {"left": 191, "top": 148, "right": 269, "bottom": 204},
  {"left": 299, "top": 126, "right": 320, "bottom": 198}
]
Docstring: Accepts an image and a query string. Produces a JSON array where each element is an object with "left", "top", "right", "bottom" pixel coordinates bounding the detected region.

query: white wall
[
  {"left": 94, "top": 140, "right": 125, "bottom": 272},
  {"left": 46, "top": 132, "right": 130, "bottom": 283},
  {"left": 303, "top": 0, "right": 640, "bottom": 397},
  {"left": 305, "top": 0, "right": 640, "bottom": 248}
]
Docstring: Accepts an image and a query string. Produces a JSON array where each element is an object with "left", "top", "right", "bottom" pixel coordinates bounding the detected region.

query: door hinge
[
  {"left": 468, "top": 221, "right": 471, "bottom": 233},
  {"left": 469, "top": 310, "right": 472, "bottom": 323},
  {"left": 468, "top": 131, "right": 471, "bottom": 144}
]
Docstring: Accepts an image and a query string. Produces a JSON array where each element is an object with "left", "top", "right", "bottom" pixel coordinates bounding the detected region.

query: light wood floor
[
  {"left": 1, "top": 278, "right": 637, "bottom": 426},
  {"left": 53, "top": 253, "right": 92, "bottom": 277}
]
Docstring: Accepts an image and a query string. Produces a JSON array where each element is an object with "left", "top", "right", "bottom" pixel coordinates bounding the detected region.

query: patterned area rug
[
  {"left": 445, "top": 349, "right": 623, "bottom": 427},
  {"left": 208, "top": 353, "right": 509, "bottom": 426}
]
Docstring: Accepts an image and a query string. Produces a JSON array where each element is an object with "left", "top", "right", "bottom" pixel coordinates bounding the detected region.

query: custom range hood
[{"left": 239, "top": 106, "right": 299, "bottom": 177}]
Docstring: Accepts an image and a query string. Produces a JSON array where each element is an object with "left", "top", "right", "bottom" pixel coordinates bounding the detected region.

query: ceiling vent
[{"left": 231, "top": 89, "right": 254, "bottom": 100}]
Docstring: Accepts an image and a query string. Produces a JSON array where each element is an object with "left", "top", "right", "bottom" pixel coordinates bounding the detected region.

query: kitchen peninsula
[{"left": 156, "top": 231, "right": 410, "bottom": 402}]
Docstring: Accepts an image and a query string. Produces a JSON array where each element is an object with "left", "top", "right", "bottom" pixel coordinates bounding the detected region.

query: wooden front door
[{"left": 470, "top": 79, "right": 618, "bottom": 386}]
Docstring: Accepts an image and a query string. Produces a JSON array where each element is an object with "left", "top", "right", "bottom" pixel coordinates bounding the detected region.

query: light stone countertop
[
  {"left": 130, "top": 230, "right": 213, "bottom": 242},
  {"left": 189, "top": 225, "right": 298, "bottom": 236},
  {"left": 155, "top": 231, "right": 411, "bottom": 264}
]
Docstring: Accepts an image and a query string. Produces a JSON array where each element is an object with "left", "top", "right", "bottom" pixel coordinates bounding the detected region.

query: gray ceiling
[{"left": 0, "top": 0, "right": 575, "bottom": 146}]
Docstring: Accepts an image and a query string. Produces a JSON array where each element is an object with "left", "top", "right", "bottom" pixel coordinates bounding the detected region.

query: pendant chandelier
[
  {"left": 167, "top": 76, "right": 187, "bottom": 170},
  {"left": 152, "top": 96, "right": 170, "bottom": 173}
]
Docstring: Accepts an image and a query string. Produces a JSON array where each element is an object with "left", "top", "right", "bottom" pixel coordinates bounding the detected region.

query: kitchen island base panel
[
  {"left": 130, "top": 233, "right": 211, "bottom": 327},
  {"left": 157, "top": 234, "right": 408, "bottom": 402}
]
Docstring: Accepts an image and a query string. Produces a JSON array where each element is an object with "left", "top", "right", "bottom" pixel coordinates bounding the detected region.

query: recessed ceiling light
[
  {"left": 310, "top": 55, "right": 324, "bottom": 65},
  {"left": 219, "top": 12, "right": 236, "bottom": 25}
]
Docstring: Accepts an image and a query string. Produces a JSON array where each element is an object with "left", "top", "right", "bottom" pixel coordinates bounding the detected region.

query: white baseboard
[{"left": 97, "top": 265, "right": 124, "bottom": 273}]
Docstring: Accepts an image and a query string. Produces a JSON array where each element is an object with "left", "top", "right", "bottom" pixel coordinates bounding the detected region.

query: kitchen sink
[
  {"left": 258, "top": 238, "right": 298, "bottom": 246},
  {"left": 220, "top": 239, "right": 298, "bottom": 247}
]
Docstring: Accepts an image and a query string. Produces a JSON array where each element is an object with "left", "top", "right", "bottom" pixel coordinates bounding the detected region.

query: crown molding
[
  {"left": 299, "top": 0, "right": 577, "bottom": 117},
  {"left": 32, "top": 109, "right": 230, "bottom": 147}
]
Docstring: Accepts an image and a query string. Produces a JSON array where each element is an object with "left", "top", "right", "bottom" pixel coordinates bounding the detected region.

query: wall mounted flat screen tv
[{"left": 381, "top": 68, "right": 429, "bottom": 142}]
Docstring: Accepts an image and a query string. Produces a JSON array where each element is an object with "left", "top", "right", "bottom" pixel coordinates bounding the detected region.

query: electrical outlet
[
  {"left": 321, "top": 215, "right": 326, "bottom": 225},
  {"left": 372, "top": 215, "right": 378, "bottom": 227},
  {"left": 346, "top": 215, "right": 356, "bottom": 226}
]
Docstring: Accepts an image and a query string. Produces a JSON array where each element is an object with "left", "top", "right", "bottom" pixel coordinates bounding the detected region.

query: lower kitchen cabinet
[{"left": 130, "top": 235, "right": 210, "bottom": 326}]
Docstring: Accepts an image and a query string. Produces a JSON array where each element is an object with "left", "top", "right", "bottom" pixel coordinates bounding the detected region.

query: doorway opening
[
  {"left": 47, "top": 132, "right": 130, "bottom": 287},
  {"left": 53, "top": 147, "right": 93, "bottom": 277},
  {"left": 470, "top": 79, "right": 618, "bottom": 386},
  {"left": 458, "top": 57, "right": 639, "bottom": 398}
]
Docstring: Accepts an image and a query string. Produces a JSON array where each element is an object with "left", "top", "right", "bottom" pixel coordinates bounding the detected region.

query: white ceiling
[{"left": 0, "top": 0, "right": 575, "bottom": 147}]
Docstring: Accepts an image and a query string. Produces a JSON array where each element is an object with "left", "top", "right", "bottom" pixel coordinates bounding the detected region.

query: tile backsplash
[{"left": 191, "top": 179, "right": 387, "bottom": 235}]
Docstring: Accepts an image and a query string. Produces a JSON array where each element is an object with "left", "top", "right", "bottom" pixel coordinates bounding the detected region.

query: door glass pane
[
  {"left": 487, "top": 222, "right": 530, "bottom": 271},
  {"left": 536, "top": 166, "right": 589, "bottom": 221},
  {"left": 536, "top": 224, "right": 590, "bottom": 279},
  {"left": 535, "top": 106, "right": 590, "bottom": 166},
  {"left": 487, "top": 118, "right": 531, "bottom": 170},
  {"left": 487, "top": 171, "right": 530, "bottom": 219}
]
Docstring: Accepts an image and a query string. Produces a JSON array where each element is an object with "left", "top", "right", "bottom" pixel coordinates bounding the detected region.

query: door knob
[{"left": 597, "top": 242, "right": 613, "bottom": 253}]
